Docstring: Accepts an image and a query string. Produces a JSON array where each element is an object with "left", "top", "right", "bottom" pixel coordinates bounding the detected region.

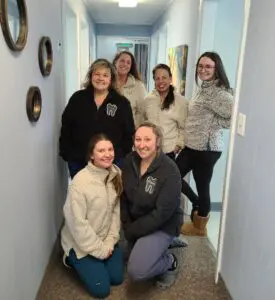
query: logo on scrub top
[
  {"left": 145, "top": 176, "right": 157, "bottom": 194},
  {"left": 106, "top": 103, "right": 117, "bottom": 117}
]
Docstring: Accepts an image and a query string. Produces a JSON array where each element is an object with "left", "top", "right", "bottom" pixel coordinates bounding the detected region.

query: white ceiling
[{"left": 84, "top": 0, "right": 174, "bottom": 25}]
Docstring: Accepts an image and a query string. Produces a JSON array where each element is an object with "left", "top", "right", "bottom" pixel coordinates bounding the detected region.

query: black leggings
[{"left": 175, "top": 147, "right": 221, "bottom": 217}]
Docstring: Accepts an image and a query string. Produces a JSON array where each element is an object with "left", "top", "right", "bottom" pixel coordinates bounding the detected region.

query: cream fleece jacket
[
  {"left": 144, "top": 89, "right": 188, "bottom": 153},
  {"left": 61, "top": 162, "right": 121, "bottom": 260},
  {"left": 120, "top": 74, "right": 147, "bottom": 127}
]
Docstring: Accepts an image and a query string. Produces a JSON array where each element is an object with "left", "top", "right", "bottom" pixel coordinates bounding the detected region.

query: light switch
[{"left": 237, "top": 112, "right": 246, "bottom": 137}]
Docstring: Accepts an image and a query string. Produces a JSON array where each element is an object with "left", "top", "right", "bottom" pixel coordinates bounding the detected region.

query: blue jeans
[{"left": 67, "top": 246, "right": 124, "bottom": 298}]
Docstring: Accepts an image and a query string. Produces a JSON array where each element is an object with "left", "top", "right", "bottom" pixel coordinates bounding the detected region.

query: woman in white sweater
[
  {"left": 61, "top": 134, "right": 124, "bottom": 298},
  {"left": 113, "top": 51, "right": 147, "bottom": 127},
  {"left": 144, "top": 63, "right": 188, "bottom": 159}
]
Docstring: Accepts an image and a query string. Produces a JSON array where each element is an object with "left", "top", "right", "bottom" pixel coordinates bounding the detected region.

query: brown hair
[
  {"left": 195, "top": 51, "right": 231, "bottom": 89},
  {"left": 135, "top": 121, "right": 163, "bottom": 154},
  {"left": 82, "top": 58, "right": 118, "bottom": 90},
  {"left": 152, "top": 63, "right": 175, "bottom": 110},
  {"left": 87, "top": 134, "right": 123, "bottom": 196},
  {"left": 113, "top": 50, "right": 142, "bottom": 81}
]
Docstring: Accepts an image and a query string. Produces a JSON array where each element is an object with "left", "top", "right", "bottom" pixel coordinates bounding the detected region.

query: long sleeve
[
  {"left": 121, "top": 100, "right": 135, "bottom": 156},
  {"left": 176, "top": 98, "right": 188, "bottom": 149},
  {"left": 215, "top": 116, "right": 231, "bottom": 129},
  {"left": 135, "top": 83, "right": 147, "bottom": 127},
  {"left": 124, "top": 172, "right": 181, "bottom": 240},
  {"left": 120, "top": 191, "right": 133, "bottom": 230},
  {"left": 203, "top": 89, "right": 233, "bottom": 118},
  {"left": 59, "top": 100, "right": 73, "bottom": 161},
  {"left": 63, "top": 186, "right": 110, "bottom": 260},
  {"left": 104, "top": 198, "right": 120, "bottom": 249}
]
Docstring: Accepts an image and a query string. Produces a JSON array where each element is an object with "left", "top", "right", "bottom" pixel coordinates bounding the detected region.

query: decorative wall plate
[
  {"left": 38, "top": 36, "right": 53, "bottom": 76},
  {"left": 0, "top": 0, "right": 28, "bottom": 51},
  {"left": 26, "top": 86, "right": 42, "bottom": 122}
]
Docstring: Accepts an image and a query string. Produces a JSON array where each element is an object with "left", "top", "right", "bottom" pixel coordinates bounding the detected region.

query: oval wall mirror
[
  {"left": 38, "top": 36, "right": 53, "bottom": 76},
  {"left": 26, "top": 86, "right": 42, "bottom": 122},
  {"left": 0, "top": 0, "right": 28, "bottom": 51}
]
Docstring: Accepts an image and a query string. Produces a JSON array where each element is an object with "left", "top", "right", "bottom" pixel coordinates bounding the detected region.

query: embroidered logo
[
  {"left": 145, "top": 176, "right": 157, "bottom": 194},
  {"left": 106, "top": 103, "right": 117, "bottom": 117}
]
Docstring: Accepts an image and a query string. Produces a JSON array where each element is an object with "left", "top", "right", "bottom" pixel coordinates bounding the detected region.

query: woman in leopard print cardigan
[{"left": 176, "top": 52, "right": 233, "bottom": 236}]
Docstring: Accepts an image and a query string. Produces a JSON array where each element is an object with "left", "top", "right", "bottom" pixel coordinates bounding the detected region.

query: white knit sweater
[
  {"left": 61, "top": 162, "right": 121, "bottom": 260},
  {"left": 144, "top": 89, "right": 188, "bottom": 153},
  {"left": 120, "top": 74, "right": 147, "bottom": 127},
  {"left": 185, "top": 81, "right": 233, "bottom": 151}
]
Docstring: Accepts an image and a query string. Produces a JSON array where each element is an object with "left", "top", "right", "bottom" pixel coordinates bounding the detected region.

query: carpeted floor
[{"left": 36, "top": 235, "right": 232, "bottom": 300}]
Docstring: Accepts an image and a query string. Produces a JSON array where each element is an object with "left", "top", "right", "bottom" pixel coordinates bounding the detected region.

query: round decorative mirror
[
  {"left": 26, "top": 86, "right": 42, "bottom": 122},
  {"left": 0, "top": 0, "right": 28, "bottom": 51},
  {"left": 38, "top": 36, "right": 53, "bottom": 76}
]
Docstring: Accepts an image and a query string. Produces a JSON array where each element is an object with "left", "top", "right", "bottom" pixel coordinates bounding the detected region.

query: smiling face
[
  {"left": 154, "top": 68, "right": 172, "bottom": 94},
  {"left": 115, "top": 53, "right": 132, "bottom": 77},
  {"left": 134, "top": 126, "right": 159, "bottom": 161},
  {"left": 90, "top": 140, "right": 114, "bottom": 169},
  {"left": 91, "top": 67, "right": 111, "bottom": 93},
  {"left": 197, "top": 56, "right": 216, "bottom": 82}
]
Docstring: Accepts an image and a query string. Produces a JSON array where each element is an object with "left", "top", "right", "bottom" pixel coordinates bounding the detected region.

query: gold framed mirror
[
  {"left": 0, "top": 0, "right": 28, "bottom": 51},
  {"left": 38, "top": 36, "right": 53, "bottom": 76},
  {"left": 26, "top": 86, "right": 42, "bottom": 122}
]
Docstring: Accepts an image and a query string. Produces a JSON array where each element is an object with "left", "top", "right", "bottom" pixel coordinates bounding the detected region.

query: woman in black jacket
[
  {"left": 121, "top": 122, "right": 183, "bottom": 288},
  {"left": 59, "top": 59, "right": 135, "bottom": 178}
]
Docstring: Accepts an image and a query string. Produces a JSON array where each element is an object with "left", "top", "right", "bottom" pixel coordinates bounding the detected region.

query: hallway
[
  {"left": 1, "top": 0, "right": 275, "bottom": 299},
  {"left": 37, "top": 235, "right": 231, "bottom": 300}
]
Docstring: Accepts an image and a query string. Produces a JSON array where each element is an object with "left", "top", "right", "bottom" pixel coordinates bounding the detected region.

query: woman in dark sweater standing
[
  {"left": 59, "top": 59, "right": 135, "bottom": 178},
  {"left": 176, "top": 52, "right": 233, "bottom": 236}
]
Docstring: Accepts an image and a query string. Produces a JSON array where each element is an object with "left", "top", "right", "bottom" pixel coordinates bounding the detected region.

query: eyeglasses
[{"left": 197, "top": 64, "right": 215, "bottom": 71}]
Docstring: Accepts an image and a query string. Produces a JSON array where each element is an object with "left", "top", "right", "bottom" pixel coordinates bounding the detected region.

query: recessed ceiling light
[{"left": 118, "top": 0, "right": 138, "bottom": 8}]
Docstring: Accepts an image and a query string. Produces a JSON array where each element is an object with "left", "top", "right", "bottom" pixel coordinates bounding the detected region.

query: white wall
[
  {"left": 0, "top": 0, "right": 94, "bottom": 299},
  {"left": 221, "top": 0, "right": 275, "bottom": 299},
  {"left": 199, "top": 0, "right": 218, "bottom": 54},
  {"left": 151, "top": 0, "right": 201, "bottom": 98},
  {"left": 63, "top": 0, "right": 96, "bottom": 97},
  {"left": 0, "top": 0, "right": 65, "bottom": 299}
]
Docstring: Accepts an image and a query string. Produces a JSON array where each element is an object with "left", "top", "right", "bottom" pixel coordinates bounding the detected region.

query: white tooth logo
[
  {"left": 145, "top": 176, "right": 157, "bottom": 194},
  {"left": 106, "top": 103, "right": 117, "bottom": 117}
]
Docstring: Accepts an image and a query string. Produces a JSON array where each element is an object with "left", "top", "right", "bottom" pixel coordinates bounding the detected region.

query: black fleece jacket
[
  {"left": 59, "top": 86, "right": 135, "bottom": 162},
  {"left": 121, "top": 151, "right": 183, "bottom": 241}
]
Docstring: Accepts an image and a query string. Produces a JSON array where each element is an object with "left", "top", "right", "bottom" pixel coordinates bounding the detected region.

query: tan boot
[{"left": 181, "top": 212, "right": 209, "bottom": 236}]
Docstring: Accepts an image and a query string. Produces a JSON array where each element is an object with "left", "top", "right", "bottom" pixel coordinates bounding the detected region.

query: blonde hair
[
  {"left": 135, "top": 121, "right": 163, "bottom": 153},
  {"left": 82, "top": 59, "right": 117, "bottom": 90}
]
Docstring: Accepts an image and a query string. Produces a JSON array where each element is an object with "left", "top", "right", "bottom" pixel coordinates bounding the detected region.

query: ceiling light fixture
[{"left": 118, "top": 0, "right": 138, "bottom": 8}]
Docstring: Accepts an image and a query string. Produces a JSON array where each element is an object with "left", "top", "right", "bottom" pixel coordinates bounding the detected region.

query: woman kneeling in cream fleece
[{"left": 61, "top": 134, "right": 124, "bottom": 299}]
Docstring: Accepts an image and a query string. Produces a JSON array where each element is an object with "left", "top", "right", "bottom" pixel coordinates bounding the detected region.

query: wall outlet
[{"left": 237, "top": 112, "right": 246, "bottom": 137}]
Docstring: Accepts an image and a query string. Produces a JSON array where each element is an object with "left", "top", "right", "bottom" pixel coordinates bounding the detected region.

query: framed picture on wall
[{"left": 168, "top": 45, "right": 188, "bottom": 96}]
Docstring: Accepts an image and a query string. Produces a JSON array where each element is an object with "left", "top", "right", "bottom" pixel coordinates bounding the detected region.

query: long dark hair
[
  {"left": 153, "top": 64, "right": 175, "bottom": 110},
  {"left": 113, "top": 50, "right": 141, "bottom": 81},
  {"left": 82, "top": 59, "right": 117, "bottom": 90},
  {"left": 87, "top": 134, "right": 123, "bottom": 196},
  {"left": 195, "top": 52, "right": 231, "bottom": 89}
]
